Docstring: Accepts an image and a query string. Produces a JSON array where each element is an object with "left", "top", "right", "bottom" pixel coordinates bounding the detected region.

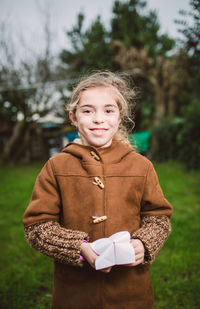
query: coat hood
[{"left": 61, "top": 140, "right": 133, "bottom": 164}]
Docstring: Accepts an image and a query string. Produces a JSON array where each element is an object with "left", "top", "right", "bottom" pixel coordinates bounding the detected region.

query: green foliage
[
  {"left": 59, "top": 0, "right": 175, "bottom": 132},
  {"left": 60, "top": 0, "right": 175, "bottom": 73},
  {"left": 178, "top": 100, "right": 200, "bottom": 170},
  {"left": 111, "top": 0, "right": 174, "bottom": 58},
  {"left": 175, "top": 0, "right": 200, "bottom": 117},
  {"left": 153, "top": 119, "right": 184, "bottom": 162},
  {"left": 176, "top": 0, "right": 200, "bottom": 56},
  {"left": 150, "top": 1, "right": 199, "bottom": 171},
  {"left": 60, "top": 14, "right": 118, "bottom": 74},
  {"left": 153, "top": 1, "right": 200, "bottom": 170},
  {"left": 0, "top": 163, "right": 200, "bottom": 308},
  {"left": 153, "top": 100, "right": 200, "bottom": 170}
]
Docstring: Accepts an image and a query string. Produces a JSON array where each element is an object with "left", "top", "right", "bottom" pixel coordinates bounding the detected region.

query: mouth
[
  {"left": 90, "top": 128, "right": 108, "bottom": 135},
  {"left": 90, "top": 128, "right": 108, "bottom": 131}
]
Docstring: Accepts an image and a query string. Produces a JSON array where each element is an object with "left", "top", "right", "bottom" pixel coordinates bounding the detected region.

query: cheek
[
  {"left": 108, "top": 118, "right": 121, "bottom": 131},
  {"left": 78, "top": 117, "right": 90, "bottom": 129},
  {"left": 113, "top": 115, "right": 121, "bottom": 127}
]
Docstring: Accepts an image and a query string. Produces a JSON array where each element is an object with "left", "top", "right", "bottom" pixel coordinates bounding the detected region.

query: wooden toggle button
[
  {"left": 90, "top": 151, "right": 101, "bottom": 161},
  {"left": 93, "top": 177, "right": 104, "bottom": 189},
  {"left": 92, "top": 215, "right": 107, "bottom": 224}
]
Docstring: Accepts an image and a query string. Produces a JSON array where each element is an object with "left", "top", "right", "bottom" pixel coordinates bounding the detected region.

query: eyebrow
[
  {"left": 105, "top": 104, "right": 118, "bottom": 108},
  {"left": 79, "top": 104, "right": 93, "bottom": 108},
  {"left": 79, "top": 104, "right": 118, "bottom": 108}
]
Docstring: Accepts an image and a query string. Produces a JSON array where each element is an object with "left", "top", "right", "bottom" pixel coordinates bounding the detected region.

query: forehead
[{"left": 79, "top": 86, "right": 118, "bottom": 106}]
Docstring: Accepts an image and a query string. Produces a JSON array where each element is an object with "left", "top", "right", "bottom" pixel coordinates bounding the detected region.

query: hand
[
  {"left": 125, "top": 239, "right": 145, "bottom": 266},
  {"left": 80, "top": 242, "right": 112, "bottom": 273}
]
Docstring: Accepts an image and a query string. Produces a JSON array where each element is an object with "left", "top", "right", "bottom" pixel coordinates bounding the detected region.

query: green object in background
[{"left": 129, "top": 130, "right": 151, "bottom": 152}]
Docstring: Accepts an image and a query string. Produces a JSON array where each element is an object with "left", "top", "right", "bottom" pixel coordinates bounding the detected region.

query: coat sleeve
[
  {"left": 132, "top": 215, "right": 171, "bottom": 264},
  {"left": 23, "top": 159, "right": 62, "bottom": 227},
  {"left": 140, "top": 161, "right": 173, "bottom": 217},
  {"left": 24, "top": 221, "right": 89, "bottom": 267},
  {"left": 132, "top": 161, "right": 173, "bottom": 264}
]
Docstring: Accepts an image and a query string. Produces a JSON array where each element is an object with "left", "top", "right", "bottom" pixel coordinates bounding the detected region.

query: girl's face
[{"left": 70, "top": 87, "right": 121, "bottom": 148}]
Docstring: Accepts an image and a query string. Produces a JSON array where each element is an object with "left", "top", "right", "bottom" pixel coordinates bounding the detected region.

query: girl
[{"left": 23, "top": 71, "right": 172, "bottom": 309}]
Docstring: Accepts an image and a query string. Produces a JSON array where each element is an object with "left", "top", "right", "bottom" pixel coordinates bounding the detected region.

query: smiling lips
[
  {"left": 90, "top": 128, "right": 108, "bottom": 131},
  {"left": 90, "top": 128, "right": 108, "bottom": 134}
]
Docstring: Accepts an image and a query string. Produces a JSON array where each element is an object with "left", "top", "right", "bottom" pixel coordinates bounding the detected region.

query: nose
[{"left": 93, "top": 111, "right": 104, "bottom": 124}]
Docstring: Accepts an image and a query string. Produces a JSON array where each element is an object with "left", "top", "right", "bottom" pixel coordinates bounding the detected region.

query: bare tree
[
  {"left": 0, "top": 4, "right": 59, "bottom": 164},
  {"left": 112, "top": 41, "right": 183, "bottom": 126}
]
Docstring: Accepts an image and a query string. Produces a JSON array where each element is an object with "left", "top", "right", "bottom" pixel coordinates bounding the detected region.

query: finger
[
  {"left": 124, "top": 253, "right": 144, "bottom": 267},
  {"left": 124, "top": 259, "right": 143, "bottom": 267},
  {"left": 132, "top": 257, "right": 144, "bottom": 266},
  {"left": 134, "top": 256, "right": 144, "bottom": 265},
  {"left": 124, "top": 263, "right": 135, "bottom": 267},
  {"left": 131, "top": 240, "right": 145, "bottom": 254},
  {"left": 134, "top": 248, "right": 142, "bottom": 255},
  {"left": 100, "top": 267, "right": 112, "bottom": 273},
  {"left": 135, "top": 252, "right": 144, "bottom": 260},
  {"left": 124, "top": 255, "right": 144, "bottom": 267},
  {"left": 135, "top": 253, "right": 143, "bottom": 260},
  {"left": 135, "top": 248, "right": 144, "bottom": 255}
]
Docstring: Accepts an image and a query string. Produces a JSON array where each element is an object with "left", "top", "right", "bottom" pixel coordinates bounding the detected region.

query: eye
[
  {"left": 105, "top": 109, "right": 114, "bottom": 113},
  {"left": 83, "top": 109, "right": 92, "bottom": 114}
]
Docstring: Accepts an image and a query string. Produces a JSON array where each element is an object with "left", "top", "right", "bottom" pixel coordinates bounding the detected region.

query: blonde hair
[{"left": 66, "top": 71, "right": 136, "bottom": 148}]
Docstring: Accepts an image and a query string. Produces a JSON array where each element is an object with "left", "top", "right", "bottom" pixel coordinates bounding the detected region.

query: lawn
[{"left": 0, "top": 161, "right": 200, "bottom": 309}]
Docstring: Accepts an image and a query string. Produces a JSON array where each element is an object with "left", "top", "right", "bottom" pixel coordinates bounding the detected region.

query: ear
[
  {"left": 118, "top": 115, "right": 122, "bottom": 124},
  {"left": 69, "top": 111, "right": 77, "bottom": 126}
]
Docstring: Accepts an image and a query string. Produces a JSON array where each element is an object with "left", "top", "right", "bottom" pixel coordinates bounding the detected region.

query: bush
[
  {"left": 178, "top": 100, "right": 200, "bottom": 170},
  {"left": 153, "top": 101, "right": 200, "bottom": 170},
  {"left": 152, "top": 118, "right": 183, "bottom": 162}
]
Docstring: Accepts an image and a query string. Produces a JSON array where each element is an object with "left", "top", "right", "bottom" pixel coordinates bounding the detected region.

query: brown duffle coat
[{"left": 23, "top": 140, "right": 172, "bottom": 309}]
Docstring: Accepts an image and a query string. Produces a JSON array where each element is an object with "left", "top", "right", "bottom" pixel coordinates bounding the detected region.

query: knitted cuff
[
  {"left": 24, "top": 221, "right": 89, "bottom": 267},
  {"left": 132, "top": 215, "right": 171, "bottom": 264}
]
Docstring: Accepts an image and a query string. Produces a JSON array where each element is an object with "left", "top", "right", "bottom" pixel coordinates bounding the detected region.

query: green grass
[
  {"left": 0, "top": 164, "right": 53, "bottom": 309},
  {"left": 0, "top": 161, "right": 199, "bottom": 308},
  {"left": 151, "top": 161, "right": 200, "bottom": 309}
]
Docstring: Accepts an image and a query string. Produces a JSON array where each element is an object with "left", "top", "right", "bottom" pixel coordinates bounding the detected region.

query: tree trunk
[
  {"left": 168, "top": 97, "right": 176, "bottom": 119},
  {"left": 0, "top": 120, "right": 32, "bottom": 164},
  {"left": 1, "top": 121, "right": 25, "bottom": 162},
  {"left": 150, "top": 78, "right": 166, "bottom": 127}
]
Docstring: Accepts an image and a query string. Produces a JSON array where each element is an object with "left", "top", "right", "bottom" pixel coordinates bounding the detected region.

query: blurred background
[
  {"left": 0, "top": 0, "right": 199, "bottom": 308},
  {"left": 0, "top": 0, "right": 199, "bottom": 167}
]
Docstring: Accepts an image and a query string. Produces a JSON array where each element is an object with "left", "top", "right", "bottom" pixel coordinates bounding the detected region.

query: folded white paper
[{"left": 90, "top": 231, "right": 135, "bottom": 270}]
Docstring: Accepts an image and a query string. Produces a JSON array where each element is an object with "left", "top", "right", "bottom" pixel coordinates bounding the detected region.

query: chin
[
  {"left": 91, "top": 141, "right": 112, "bottom": 148},
  {"left": 82, "top": 134, "right": 113, "bottom": 148}
]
